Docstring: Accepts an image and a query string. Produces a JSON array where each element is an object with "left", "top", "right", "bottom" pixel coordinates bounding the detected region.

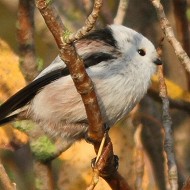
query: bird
[{"left": 0, "top": 25, "right": 162, "bottom": 151}]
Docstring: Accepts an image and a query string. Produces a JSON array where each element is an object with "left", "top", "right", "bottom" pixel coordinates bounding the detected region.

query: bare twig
[
  {"left": 158, "top": 64, "right": 178, "bottom": 190},
  {"left": 114, "top": 0, "right": 128, "bottom": 25},
  {"left": 150, "top": 2, "right": 189, "bottom": 186},
  {"left": 95, "top": 133, "right": 107, "bottom": 164},
  {"left": 17, "top": 0, "right": 38, "bottom": 82},
  {"left": 150, "top": 0, "right": 190, "bottom": 73},
  {"left": 67, "top": 0, "right": 103, "bottom": 43},
  {"left": 0, "top": 160, "right": 16, "bottom": 190}
]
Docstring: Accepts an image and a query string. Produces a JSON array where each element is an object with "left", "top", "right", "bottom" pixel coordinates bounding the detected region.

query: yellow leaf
[{"left": 151, "top": 75, "right": 190, "bottom": 102}]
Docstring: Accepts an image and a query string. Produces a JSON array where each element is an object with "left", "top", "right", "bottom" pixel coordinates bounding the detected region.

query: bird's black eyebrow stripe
[
  {"left": 84, "top": 52, "right": 116, "bottom": 67},
  {"left": 80, "top": 27, "right": 117, "bottom": 48},
  {"left": 0, "top": 52, "right": 115, "bottom": 121}
]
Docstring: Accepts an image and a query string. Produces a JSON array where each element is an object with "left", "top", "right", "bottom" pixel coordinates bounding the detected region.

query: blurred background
[{"left": 0, "top": 0, "right": 190, "bottom": 189}]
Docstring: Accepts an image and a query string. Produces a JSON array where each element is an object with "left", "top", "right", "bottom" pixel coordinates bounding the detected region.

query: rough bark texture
[{"left": 35, "top": 0, "right": 132, "bottom": 189}]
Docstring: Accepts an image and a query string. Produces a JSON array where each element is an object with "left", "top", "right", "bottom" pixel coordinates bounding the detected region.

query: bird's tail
[
  {"left": 0, "top": 68, "right": 67, "bottom": 126},
  {"left": 0, "top": 114, "right": 19, "bottom": 126},
  {"left": 0, "top": 109, "right": 28, "bottom": 126}
]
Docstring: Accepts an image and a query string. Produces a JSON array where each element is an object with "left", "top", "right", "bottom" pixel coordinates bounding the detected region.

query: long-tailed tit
[{"left": 0, "top": 25, "right": 162, "bottom": 151}]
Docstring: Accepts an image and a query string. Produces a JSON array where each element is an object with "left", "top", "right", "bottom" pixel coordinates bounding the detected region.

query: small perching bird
[{"left": 0, "top": 25, "right": 161, "bottom": 151}]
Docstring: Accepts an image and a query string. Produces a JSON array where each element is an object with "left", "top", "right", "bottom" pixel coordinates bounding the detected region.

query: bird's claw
[{"left": 91, "top": 155, "right": 119, "bottom": 170}]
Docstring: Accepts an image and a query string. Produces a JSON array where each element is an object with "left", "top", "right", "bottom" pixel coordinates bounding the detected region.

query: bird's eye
[{"left": 138, "top": 49, "right": 146, "bottom": 56}]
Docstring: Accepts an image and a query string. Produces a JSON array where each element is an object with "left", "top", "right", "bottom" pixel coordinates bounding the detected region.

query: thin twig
[
  {"left": 95, "top": 132, "right": 107, "bottom": 164},
  {"left": 0, "top": 160, "right": 16, "bottom": 190},
  {"left": 67, "top": 0, "right": 103, "bottom": 43},
  {"left": 158, "top": 65, "right": 178, "bottom": 190},
  {"left": 35, "top": 0, "right": 67, "bottom": 49},
  {"left": 150, "top": 0, "right": 190, "bottom": 73},
  {"left": 114, "top": 0, "right": 128, "bottom": 25}
]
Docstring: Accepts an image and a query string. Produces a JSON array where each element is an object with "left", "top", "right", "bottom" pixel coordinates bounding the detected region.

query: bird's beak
[{"left": 153, "top": 58, "right": 162, "bottom": 65}]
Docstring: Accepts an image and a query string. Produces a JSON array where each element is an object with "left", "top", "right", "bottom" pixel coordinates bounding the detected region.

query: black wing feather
[
  {"left": 0, "top": 51, "right": 116, "bottom": 124},
  {"left": 0, "top": 68, "right": 69, "bottom": 120}
]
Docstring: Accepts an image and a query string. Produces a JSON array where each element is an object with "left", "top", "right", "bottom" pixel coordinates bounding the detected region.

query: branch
[
  {"left": 150, "top": 0, "right": 190, "bottom": 73},
  {"left": 35, "top": 1, "right": 133, "bottom": 189},
  {"left": 158, "top": 65, "right": 178, "bottom": 190},
  {"left": 17, "top": 0, "right": 38, "bottom": 82},
  {"left": 35, "top": 0, "right": 104, "bottom": 143},
  {"left": 114, "top": 0, "right": 128, "bottom": 25},
  {"left": 35, "top": 0, "right": 67, "bottom": 49},
  {"left": 67, "top": 0, "right": 102, "bottom": 43}
]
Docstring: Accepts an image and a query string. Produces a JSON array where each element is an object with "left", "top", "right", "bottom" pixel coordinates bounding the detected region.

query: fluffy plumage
[{"left": 0, "top": 25, "right": 161, "bottom": 151}]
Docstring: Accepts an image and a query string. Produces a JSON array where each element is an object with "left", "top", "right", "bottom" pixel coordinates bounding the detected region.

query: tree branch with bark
[
  {"left": 150, "top": 0, "right": 190, "bottom": 72},
  {"left": 158, "top": 64, "right": 178, "bottom": 190},
  {"left": 151, "top": 0, "right": 190, "bottom": 188},
  {"left": 35, "top": 0, "right": 132, "bottom": 189}
]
